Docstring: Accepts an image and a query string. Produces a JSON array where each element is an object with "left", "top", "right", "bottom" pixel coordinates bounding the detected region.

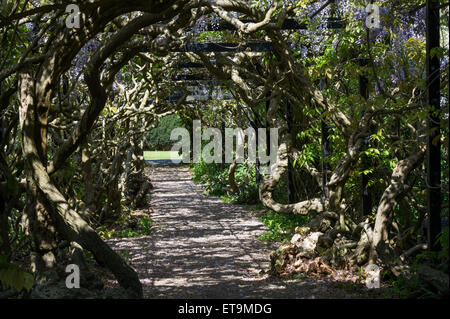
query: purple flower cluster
[
  {"left": 374, "top": 81, "right": 385, "bottom": 95},
  {"left": 70, "top": 39, "right": 99, "bottom": 79},
  {"left": 353, "top": 7, "right": 366, "bottom": 22},
  {"left": 391, "top": 67, "right": 405, "bottom": 84},
  {"left": 441, "top": 55, "right": 449, "bottom": 71}
]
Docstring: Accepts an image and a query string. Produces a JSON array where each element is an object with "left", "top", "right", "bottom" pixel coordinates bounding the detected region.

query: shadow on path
[{"left": 107, "top": 165, "right": 366, "bottom": 298}]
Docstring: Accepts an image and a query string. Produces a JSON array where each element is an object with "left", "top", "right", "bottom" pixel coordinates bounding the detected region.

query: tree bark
[
  {"left": 228, "top": 159, "right": 240, "bottom": 194},
  {"left": 259, "top": 141, "right": 327, "bottom": 215},
  {"left": 370, "top": 146, "right": 425, "bottom": 264},
  {"left": 19, "top": 70, "right": 143, "bottom": 297},
  {"left": 19, "top": 69, "right": 58, "bottom": 279}
]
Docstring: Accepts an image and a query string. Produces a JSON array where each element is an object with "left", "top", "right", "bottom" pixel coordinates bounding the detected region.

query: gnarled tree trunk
[
  {"left": 370, "top": 145, "right": 425, "bottom": 265},
  {"left": 19, "top": 69, "right": 143, "bottom": 298}
]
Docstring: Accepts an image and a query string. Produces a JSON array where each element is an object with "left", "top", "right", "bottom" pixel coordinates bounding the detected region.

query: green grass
[{"left": 143, "top": 151, "right": 182, "bottom": 160}]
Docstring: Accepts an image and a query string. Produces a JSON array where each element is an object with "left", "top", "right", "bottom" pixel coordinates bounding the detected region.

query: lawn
[{"left": 143, "top": 151, "right": 182, "bottom": 161}]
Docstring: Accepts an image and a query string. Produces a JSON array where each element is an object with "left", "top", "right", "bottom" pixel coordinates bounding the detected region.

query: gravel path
[{"left": 107, "top": 165, "right": 368, "bottom": 298}]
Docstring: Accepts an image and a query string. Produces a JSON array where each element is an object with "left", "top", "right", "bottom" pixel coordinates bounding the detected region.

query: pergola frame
[{"left": 160, "top": 1, "right": 442, "bottom": 244}]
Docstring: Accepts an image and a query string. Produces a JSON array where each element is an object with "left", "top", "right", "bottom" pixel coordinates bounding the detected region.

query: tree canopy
[{"left": 0, "top": 0, "right": 448, "bottom": 299}]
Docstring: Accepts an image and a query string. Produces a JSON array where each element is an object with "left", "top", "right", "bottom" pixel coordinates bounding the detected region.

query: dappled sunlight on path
[{"left": 107, "top": 165, "right": 366, "bottom": 298}]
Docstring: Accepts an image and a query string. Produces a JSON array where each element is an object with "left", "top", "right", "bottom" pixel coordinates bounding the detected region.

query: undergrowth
[
  {"left": 257, "top": 211, "right": 314, "bottom": 242},
  {"left": 97, "top": 214, "right": 153, "bottom": 239}
]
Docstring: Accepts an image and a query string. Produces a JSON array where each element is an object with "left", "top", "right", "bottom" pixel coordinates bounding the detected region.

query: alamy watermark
[
  {"left": 170, "top": 120, "right": 279, "bottom": 173},
  {"left": 61, "top": 4, "right": 381, "bottom": 30},
  {"left": 365, "top": 264, "right": 381, "bottom": 289},
  {"left": 65, "top": 264, "right": 80, "bottom": 289},
  {"left": 365, "top": 4, "right": 381, "bottom": 29},
  {"left": 65, "top": 4, "right": 81, "bottom": 29}
]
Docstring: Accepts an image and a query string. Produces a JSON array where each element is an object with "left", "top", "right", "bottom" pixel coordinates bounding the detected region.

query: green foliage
[
  {"left": 226, "top": 163, "right": 260, "bottom": 204},
  {"left": 0, "top": 255, "right": 34, "bottom": 292},
  {"left": 97, "top": 215, "right": 153, "bottom": 239},
  {"left": 8, "top": 208, "right": 27, "bottom": 246},
  {"left": 192, "top": 159, "right": 260, "bottom": 204},
  {"left": 2, "top": 0, "right": 448, "bottom": 289},
  {"left": 192, "top": 161, "right": 229, "bottom": 197},
  {"left": 414, "top": 227, "right": 450, "bottom": 264},
  {"left": 139, "top": 216, "right": 153, "bottom": 235},
  {"left": 382, "top": 268, "right": 435, "bottom": 299},
  {"left": 388, "top": 231, "right": 450, "bottom": 299},
  {"left": 271, "top": 173, "right": 290, "bottom": 205},
  {"left": 257, "top": 211, "right": 313, "bottom": 242},
  {"left": 96, "top": 226, "right": 116, "bottom": 239},
  {"left": 119, "top": 229, "right": 140, "bottom": 238},
  {"left": 294, "top": 273, "right": 307, "bottom": 280},
  {"left": 145, "top": 114, "right": 183, "bottom": 150}
]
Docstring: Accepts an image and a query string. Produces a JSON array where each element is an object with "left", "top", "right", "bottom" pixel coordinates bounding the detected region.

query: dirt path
[{"left": 107, "top": 165, "right": 367, "bottom": 298}]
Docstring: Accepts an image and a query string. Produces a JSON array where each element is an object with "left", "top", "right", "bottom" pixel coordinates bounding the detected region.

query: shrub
[
  {"left": 192, "top": 159, "right": 260, "bottom": 203},
  {"left": 257, "top": 211, "right": 313, "bottom": 242},
  {"left": 145, "top": 114, "right": 183, "bottom": 150}
]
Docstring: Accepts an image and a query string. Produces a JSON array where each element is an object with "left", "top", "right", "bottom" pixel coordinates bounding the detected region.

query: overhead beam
[
  {"left": 192, "top": 17, "right": 345, "bottom": 31},
  {"left": 172, "top": 74, "right": 210, "bottom": 81},
  {"left": 165, "top": 89, "right": 234, "bottom": 102},
  {"left": 172, "top": 42, "right": 286, "bottom": 53},
  {"left": 176, "top": 61, "right": 213, "bottom": 68}
]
